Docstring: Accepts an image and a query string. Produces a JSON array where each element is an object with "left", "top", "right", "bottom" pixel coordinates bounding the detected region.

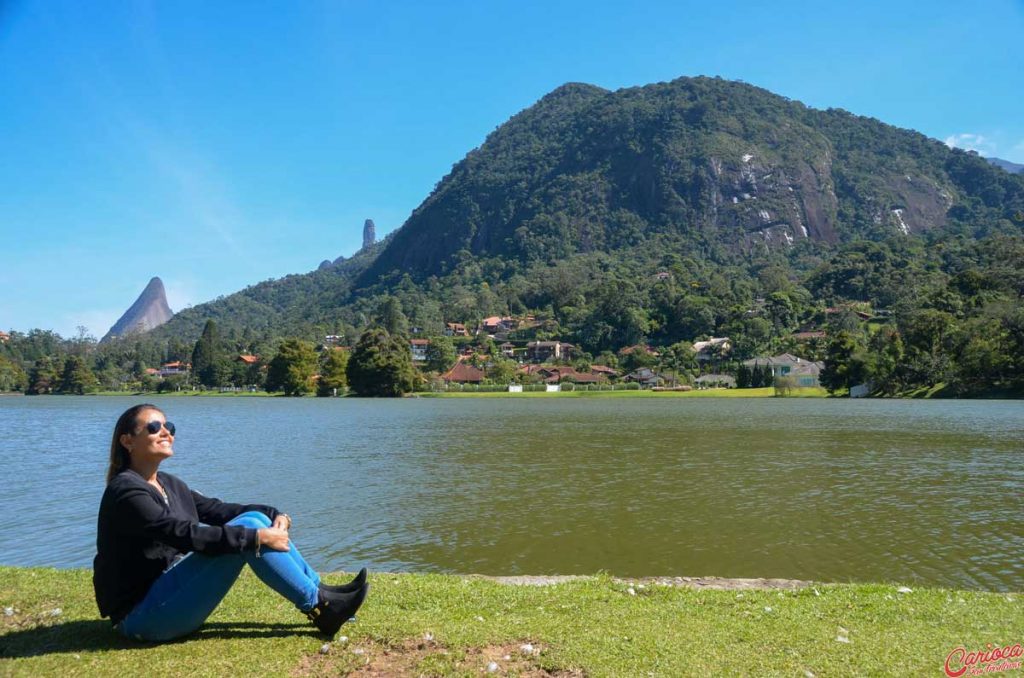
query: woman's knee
[{"left": 228, "top": 511, "right": 272, "bottom": 528}]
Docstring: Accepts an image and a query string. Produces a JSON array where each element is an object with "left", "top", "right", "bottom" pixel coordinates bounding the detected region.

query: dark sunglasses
[{"left": 141, "top": 420, "right": 175, "bottom": 436}]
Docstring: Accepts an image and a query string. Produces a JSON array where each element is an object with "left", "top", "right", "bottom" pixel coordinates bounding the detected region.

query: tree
[
  {"left": 58, "top": 355, "right": 99, "bottom": 394},
  {"left": 265, "top": 339, "right": 318, "bottom": 396},
  {"left": 317, "top": 348, "right": 349, "bottom": 397},
  {"left": 736, "top": 363, "right": 751, "bottom": 389},
  {"left": 658, "top": 342, "right": 697, "bottom": 386},
  {"left": 26, "top": 357, "right": 61, "bottom": 395},
  {"left": 425, "top": 337, "right": 458, "bottom": 373},
  {"left": 487, "top": 356, "right": 518, "bottom": 384},
  {"left": 377, "top": 297, "right": 409, "bottom": 338},
  {"left": 191, "top": 319, "right": 229, "bottom": 388},
  {"left": 820, "top": 331, "right": 869, "bottom": 394},
  {"left": 773, "top": 375, "right": 795, "bottom": 397},
  {"left": 0, "top": 356, "right": 27, "bottom": 392},
  {"left": 748, "top": 363, "right": 763, "bottom": 388},
  {"left": 866, "top": 326, "right": 906, "bottom": 394},
  {"left": 346, "top": 328, "right": 416, "bottom": 397},
  {"left": 619, "top": 346, "right": 657, "bottom": 373}
]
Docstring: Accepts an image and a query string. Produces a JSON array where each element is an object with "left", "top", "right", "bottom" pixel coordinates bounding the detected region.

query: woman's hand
[
  {"left": 272, "top": 513, "right": 292, "bottom": 532},
  {"left": 257, "top": 527, "right": 290, "bottom": 552}
]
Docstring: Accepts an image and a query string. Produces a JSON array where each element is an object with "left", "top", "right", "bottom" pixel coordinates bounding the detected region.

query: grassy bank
[
  {"left": 2, "top": 568, "right": 1020, "bottom": 676},
  {"left": 419, "top": 387, "right": 831, "bottom": 398}
]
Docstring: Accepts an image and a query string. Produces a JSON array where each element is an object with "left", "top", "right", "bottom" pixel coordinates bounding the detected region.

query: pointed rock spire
[{"left": 101, "top": 277, "right": 174, "bottom": 342}]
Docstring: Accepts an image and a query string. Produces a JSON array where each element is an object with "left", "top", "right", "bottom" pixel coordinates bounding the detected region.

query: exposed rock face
[
  {"left": 706, "top": 152, "right": 840, "bottom": 251},
  {"left": 101, "top": 277, "right": 174, "bottom": 342},
  {"left": 362, "top": 219, "right": 376, "bottom": 249},
  {"left": 360, "top": 77, "right": 978, "bottom": 283}
]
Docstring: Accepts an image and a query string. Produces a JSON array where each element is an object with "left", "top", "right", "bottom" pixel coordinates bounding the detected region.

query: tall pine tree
[{"left": 192, "top": 319, "right": 229, "bottom": 388}]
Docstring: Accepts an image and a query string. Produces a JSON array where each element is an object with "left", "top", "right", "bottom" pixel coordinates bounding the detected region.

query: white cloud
[{"left": 944, "top": 133, "right": 997, "bottom": 157}]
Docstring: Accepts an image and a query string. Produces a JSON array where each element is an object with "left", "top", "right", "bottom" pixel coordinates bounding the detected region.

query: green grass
[
  {"left": 420, "top": 387, "right": 831, "bottom": 398},
  {"left": 2, "top": 568, "right": 1020, "bottom": 676}
]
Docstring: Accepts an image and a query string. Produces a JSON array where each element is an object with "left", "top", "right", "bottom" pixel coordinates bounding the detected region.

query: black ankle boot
[
  {"left": 319, "top": 568, "right": 367, "bottom": 594},
  {"left": 305, "top": 582, "right": 369, "bottom": 637}
]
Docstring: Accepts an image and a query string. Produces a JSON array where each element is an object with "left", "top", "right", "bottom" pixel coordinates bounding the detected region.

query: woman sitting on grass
[{"left": 93, "top": 403, "right": 368, "bottom": 642}]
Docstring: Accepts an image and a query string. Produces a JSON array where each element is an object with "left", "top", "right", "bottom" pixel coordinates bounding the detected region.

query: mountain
[
  {"left": 148, "top": 76, "right": 1024, "bottom": 344},
  {"left": 988, "top": 157, "right": 1024, "bottom": 174},
  {"left": 101, "top": 277, "right": 174, "bottom": 342},
  {"left": 361, "top": 77, "right": 1022, "bottom": 283}
]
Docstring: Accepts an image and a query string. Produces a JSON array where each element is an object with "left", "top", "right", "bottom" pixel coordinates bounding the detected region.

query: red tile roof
[
  {"left": 441, "top": 360, "right": 485, "bottom": 383},
  {"left": 238, "top": 354, "right": 260, "bottom": 364}
]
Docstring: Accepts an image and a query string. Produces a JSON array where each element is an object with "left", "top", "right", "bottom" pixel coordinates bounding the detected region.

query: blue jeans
[{"left": 118, "top": 511, "right": 321, "bottom": 642}]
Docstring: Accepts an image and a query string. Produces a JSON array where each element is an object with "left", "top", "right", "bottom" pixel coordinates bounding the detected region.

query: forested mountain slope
[
  {"left": 148, "top": 76, "right": 1024, "bottom": 357},
  {"left": 362, "top": 76, "right": 1023, "bottom": 283}
]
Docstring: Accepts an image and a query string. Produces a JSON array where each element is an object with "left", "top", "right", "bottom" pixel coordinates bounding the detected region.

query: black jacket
[{"left": 93, "top": 469, "right": 280, "bottom": 623}]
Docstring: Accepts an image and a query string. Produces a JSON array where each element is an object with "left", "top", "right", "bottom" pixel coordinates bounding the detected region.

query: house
[
  {"left": 618, "top": 344, "right": 659, "bottom": 358},
  {"left": 324, "top": 335, "right": 343, "bottom": 345},
  {"left": 787, "top": 361, "right": 825, "bottom": 387},
  {"left": 409, "top": 339, "right": 429, "bottom": 362},
  {"left": 519, "top": 364, "right": 607, "bottom": 384},
  {"left": 825, "top": 306, "right": 872, "bottom": 321},
  {"left": 653, "top": 271, "right": 672, "bottom": 281},
  {"left": 589, "top": 365, "right": 619, "bottom": 379},
  {"left": 444, "top": 322, "right": 470, "bottom": 337},
  {"left": 441, "top": 359, "right": 485, "bottom": 384},
  {"left": 624, "top": 367, "right": 665, "bottom": 387},
  {"left": 0, "top": 331, "right": 9, "bottom": 343},
  {"left": 564, "top": 370, "right": 604, "bottom": 384},
  {"left": 144, "top": 368, "right": 160, "bottom": 377},
  {"left": 743, "top": 353, "right": 825, "bottom": 387},
  {"left": 237, "top": 354, "right": 260, "bottom": 365},
  {"left": 692, "top": 337, "right": 731, "bottom": 362},
  {"left": 526, "top": 340, "right": 574, "bottom": 362},
  {"left": 481, "top": 316, "right": 517, "bottom": 334},
  {"left": 499, "top": 342, "right": 516, "bottom": 358},
  {"left": 159, "top": 361, "right": 190, "bottom": 377}
]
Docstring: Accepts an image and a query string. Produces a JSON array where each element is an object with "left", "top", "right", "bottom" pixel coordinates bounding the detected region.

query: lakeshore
[
  {"left": 1, "top": 567, "right": 1021, "bottom": 676},
  {"left": 72, "top": 386, "right": 830, "bottom": 398}
]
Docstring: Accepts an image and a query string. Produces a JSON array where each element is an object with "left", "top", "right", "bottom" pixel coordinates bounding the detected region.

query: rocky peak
[
  {"left": 363, "top": 219, "right": 376, "bottom": 249},
  {"left": 101, "top": 276, "right": 174, "bottom": 342}
]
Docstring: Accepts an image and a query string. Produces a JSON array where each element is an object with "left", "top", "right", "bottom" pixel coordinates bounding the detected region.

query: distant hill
[
  {"left": 101, "top": 277, "right": 173, "bottom": 342},
  {"left": 988, "top": 157, "right": 1024, "bottom": 174},
  {"left": 362, "top": 76, "right": 1022, "bottom": 283},
  {"left": 149, "top": 76, "right": 1024, "bottom": 344}
]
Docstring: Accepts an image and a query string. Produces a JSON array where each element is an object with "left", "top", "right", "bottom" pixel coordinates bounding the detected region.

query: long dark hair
[{"left": 106, "top": 403, "right": 161, "bottom": 484}]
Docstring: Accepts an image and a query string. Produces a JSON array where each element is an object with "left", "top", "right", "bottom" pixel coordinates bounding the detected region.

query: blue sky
[{"left": 2, "top": 0, "right": 1022, "bottom": 338}]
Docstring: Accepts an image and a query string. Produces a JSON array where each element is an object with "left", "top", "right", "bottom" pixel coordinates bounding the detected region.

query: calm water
[{"left": 1, "top": 395, "right": 1022, "bottom": 591}]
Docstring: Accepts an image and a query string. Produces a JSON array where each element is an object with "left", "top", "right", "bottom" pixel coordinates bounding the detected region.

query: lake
[{"left": 1, "top": 395, "right": 1021, "bottom": 591}]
